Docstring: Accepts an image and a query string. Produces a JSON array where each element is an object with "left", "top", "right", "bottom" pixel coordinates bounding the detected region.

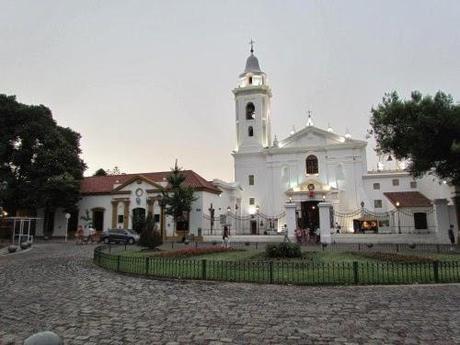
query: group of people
[
  {"left": 295, "top": 227, "right": 320, "bottom": 245},
  {"left": 76, "top": 225, "right": 96, "bottom": 244}
]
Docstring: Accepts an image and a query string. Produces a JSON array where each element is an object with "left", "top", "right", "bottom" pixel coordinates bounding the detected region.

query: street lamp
[
  {"left": 395, "top": 201, "right": 401, "bottom": 234},
  {"left": 64, "top": 213, "right": 71, "bottom": 242},
  {"left": 255, "top": 205, "right": 260, "bottom": 235},
  {"left": 226, "top": 206, "right": 232, "bottom": 233}
]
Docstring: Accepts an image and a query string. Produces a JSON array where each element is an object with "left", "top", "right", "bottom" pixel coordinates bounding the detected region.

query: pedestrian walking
[
  {"left": 222, "top": 225, "right": 230, "bottom": 248},
  {"left": 76, "top": 225, "right": 84, "bottom": 245},
  {"left": 448, "top": 224, "right": 456, "bottom": 250}
]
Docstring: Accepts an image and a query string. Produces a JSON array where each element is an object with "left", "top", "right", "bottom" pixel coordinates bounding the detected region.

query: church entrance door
[
  {"left": 300, "top": 201, "right": 320, "bottom": 230},
  {"left": 250, "top": 220, "right": 257, "bottom": 235}
]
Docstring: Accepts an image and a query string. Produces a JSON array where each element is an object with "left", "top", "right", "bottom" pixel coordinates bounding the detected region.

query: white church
[{"left": 37, "top": 46, "right": 458, "bottom": 244}]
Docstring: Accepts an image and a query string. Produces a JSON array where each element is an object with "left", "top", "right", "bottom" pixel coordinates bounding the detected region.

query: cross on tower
[
  {"left": 249, "top": 39, "right": 255, "bottom": 54},
  {"left": 306, "top": 109, "right": 313, "bottom": 126}
]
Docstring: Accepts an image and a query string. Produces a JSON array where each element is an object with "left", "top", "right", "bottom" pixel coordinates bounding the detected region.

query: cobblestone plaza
[{"left": 1, "top": 243, "right": 460, "bottom": 344}]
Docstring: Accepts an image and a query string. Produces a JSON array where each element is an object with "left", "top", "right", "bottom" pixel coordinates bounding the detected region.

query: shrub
[
  {"left": 265, "top": 242, "right": 302, "bottom": 258},
  {"left": 139, "top": 229, "right": 162, "bottom": 249},
  {"left": 139, "top": 213, "right": 163, "bottom": 249}
]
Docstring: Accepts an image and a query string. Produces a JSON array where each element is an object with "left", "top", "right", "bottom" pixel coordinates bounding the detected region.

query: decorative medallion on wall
[{"left": 135, "top": 188, "right": 144, "bottom": 197}]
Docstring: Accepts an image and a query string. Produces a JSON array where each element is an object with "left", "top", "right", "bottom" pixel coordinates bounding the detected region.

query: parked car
[{"left": 101, "top": 229, "right": 140, "bottom": 245}]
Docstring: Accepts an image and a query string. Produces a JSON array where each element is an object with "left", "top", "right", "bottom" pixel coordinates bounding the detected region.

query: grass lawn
[{"left": 115, "top": 245, "right": 460, "bottom": 263}]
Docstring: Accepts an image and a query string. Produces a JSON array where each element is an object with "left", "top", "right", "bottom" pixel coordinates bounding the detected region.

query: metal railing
[{"left": 93, "top": 245, "right": 460, "bottom": 286}]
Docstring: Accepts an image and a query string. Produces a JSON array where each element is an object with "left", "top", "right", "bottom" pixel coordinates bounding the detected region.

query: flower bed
[
  {"left": 155, "top": 246, "right": 237, "bottom": 258},
  {"left": 352, "top": 252, "right": 436, "bottom": 263}
]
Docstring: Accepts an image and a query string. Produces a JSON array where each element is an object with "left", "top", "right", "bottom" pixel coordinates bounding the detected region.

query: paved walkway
[{"left": 1, "top": 243, "right": 459, "bottom": 345}]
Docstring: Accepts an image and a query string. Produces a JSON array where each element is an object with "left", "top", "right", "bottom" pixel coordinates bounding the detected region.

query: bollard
[
  {"left": 24, "top": 331, "right": 63, "bottom": 345},
  {"left": 202, "top": 259, "right": 207, "bottom": 280},
  {"left": 353, "top": 261, "right": 359, "bottom": 284},
  {"left": 269, "top": 261, "right": 274, "bottom": 284},
  {"left": 433, "top": 261, "right": 439, "bottom": 283}
]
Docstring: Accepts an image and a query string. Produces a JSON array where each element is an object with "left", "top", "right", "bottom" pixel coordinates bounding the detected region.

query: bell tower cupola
[{"left": 233, "top": 40, "right": 272, "bottom": 153}]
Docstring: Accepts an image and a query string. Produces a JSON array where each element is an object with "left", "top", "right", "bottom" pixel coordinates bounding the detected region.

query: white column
[
  {"left": 284, "top": 202, "right": 297, "bottom": 239},
  {"left": 319, "top": 202, "right": 333, "bottom": 244},
  {"left": 434, "top": 198, "right": 450, "bottom": 244}
]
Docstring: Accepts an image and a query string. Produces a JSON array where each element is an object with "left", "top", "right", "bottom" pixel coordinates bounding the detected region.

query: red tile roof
[
  {"left": 81, "top": 170, "right": 221, "bottom": 195},
  {"left": 383, "top": 191, "right": 432, "bottom": 208}
]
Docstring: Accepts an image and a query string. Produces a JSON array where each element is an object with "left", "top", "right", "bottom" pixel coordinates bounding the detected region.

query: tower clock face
[{"left": 135, "top": 188, "right": 144, "bottom": 197}]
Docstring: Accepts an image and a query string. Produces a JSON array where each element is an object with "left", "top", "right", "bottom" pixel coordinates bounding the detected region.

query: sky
[{"left": 1, "top": 0, "right": 459, "bottom": 181}]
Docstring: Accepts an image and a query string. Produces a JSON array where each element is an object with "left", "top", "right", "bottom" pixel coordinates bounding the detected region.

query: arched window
[
  {"left": 248, "top": 126, "right": 254, "bottom": 137},
  {"left": 306, "top": 155, "right": 318, "bottom": 174},
  {"left": 246, "top": 102, "right": 255, "bottom": 120}
]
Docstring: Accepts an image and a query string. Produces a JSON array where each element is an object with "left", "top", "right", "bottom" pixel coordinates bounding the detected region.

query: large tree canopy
[
  {"left": 370, "top": 91, "right": 460, "bottom": 185},
  {"left": 0, "top": 94, "right": 86, "bottom": 214}
]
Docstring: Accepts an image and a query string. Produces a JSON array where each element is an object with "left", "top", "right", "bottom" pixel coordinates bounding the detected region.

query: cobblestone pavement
[{"left": 1, "top": 243, "right": 460, "bottom": 345}]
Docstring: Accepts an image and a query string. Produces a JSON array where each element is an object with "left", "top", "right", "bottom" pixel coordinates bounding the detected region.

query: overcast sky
[{"left": 1, "top": 0, "right": 459, "bottom": 181}]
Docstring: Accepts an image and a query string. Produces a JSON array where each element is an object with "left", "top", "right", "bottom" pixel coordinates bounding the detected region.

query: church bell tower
[{"left": 233, "top": 41, "right": 272, "bottom": 153}]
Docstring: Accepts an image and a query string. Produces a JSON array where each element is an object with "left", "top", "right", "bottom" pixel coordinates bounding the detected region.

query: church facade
[
  {"left": 36, "top": 47, "right": 458, "bottom": 244},
  {"left": 224, "top": 47, "right": 457, "bottom": 243}
]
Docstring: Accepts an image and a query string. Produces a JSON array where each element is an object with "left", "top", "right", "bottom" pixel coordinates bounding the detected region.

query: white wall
[
  {"left": 362, "top": 173, "right": 416, "bottom": 211},
  {"left": 78, "top": 195, "right": 113, "bottom": 231},
  {"left": 36, "top": 208, "right": 73, "bottom": 237}
]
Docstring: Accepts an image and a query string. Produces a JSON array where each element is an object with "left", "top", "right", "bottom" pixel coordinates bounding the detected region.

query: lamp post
[
  {"left": 255, "top": 205, "right": 260, "bottom": 235},
  {"left": 226, "top": 206, "right": 231, "bottom": 234},
  {"left": 64, "top": 213, "right": 71, "bottom": 242},
  {"left": 396, "top": 201, "right": 401, "bottom": 234}
]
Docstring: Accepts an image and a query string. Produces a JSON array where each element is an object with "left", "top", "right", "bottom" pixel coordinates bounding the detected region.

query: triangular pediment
[
  {"left": 278, "top": 126, "right": 363, "bottom": 149},
  {"left": 112, "top": 174, "right": 164, "bottom": 193}
]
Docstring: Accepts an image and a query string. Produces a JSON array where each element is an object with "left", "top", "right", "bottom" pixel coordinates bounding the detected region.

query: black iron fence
[{"left": 94, "top": 245, "right": 460, "bottom": 286}]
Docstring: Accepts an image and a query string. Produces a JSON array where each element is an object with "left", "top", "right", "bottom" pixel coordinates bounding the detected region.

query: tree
[
  {"left": 161, "top": 161, "right": 196, "bottom": 234},
  {"left": 370, "top": 90, "right": 460, "bottom": 227},
  {"left": 93, "top": 168, "right": 107, "bottom": 176},
  {"left": 0, "top": 94, "right": 86, "bottom": 233},
  {"left": 106, "top": 166, "right": 122, "bottom": 175},
  {"left": 80, "top": 209, "right": 93, "bottom": 228}
]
